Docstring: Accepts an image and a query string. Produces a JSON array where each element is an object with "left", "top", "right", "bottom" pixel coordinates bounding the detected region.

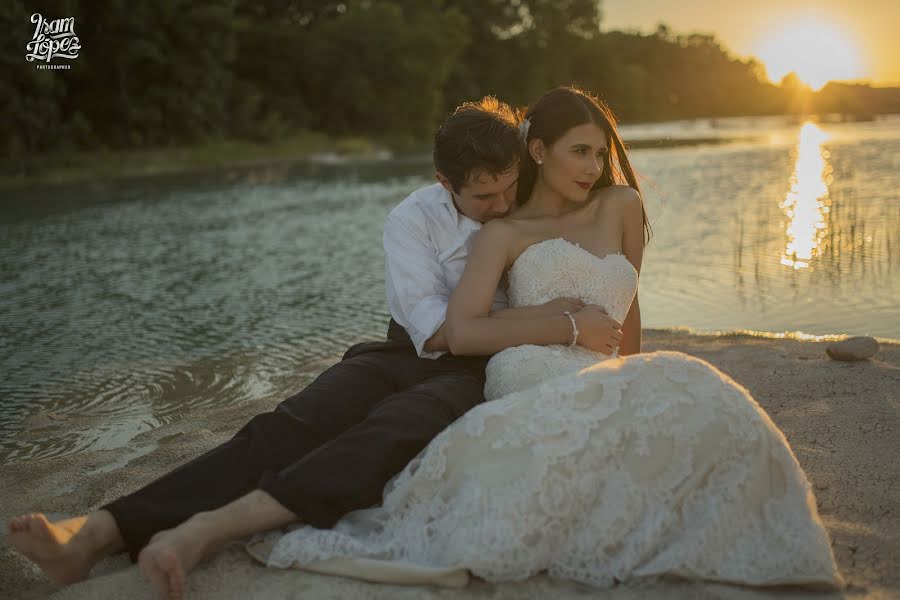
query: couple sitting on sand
[{"left": 8, "top": 85, "right": 844, "bottom": 599}]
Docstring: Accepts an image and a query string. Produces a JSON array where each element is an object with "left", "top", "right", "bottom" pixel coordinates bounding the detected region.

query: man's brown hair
[{"left": 433, "top": 96, "right": 523, "bottom": 193}]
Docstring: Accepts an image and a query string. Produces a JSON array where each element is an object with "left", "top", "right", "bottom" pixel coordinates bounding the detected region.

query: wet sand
[{"left": 1, "top": 329, "right": 897, "bottom": 600}]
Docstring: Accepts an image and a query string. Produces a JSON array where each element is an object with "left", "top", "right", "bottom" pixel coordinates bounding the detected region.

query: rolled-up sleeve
[{"left": 383, "top": 213, "right": 450, "bottom": 359}]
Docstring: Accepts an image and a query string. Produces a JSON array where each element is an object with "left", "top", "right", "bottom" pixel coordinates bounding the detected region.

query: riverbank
[
  {"left": 0, "top": 123, "right": 764, "bottom": 191},
  {"left": 1, "top": 329, "right": 897, "bottom": 599},
  {"left": 0, "top": 131, "right": 402, "bottom": 190}
]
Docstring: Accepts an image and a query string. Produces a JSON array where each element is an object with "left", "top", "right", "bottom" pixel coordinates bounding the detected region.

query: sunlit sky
[{"left": 602, "top": 0, "right": 900, "bottom": 87}]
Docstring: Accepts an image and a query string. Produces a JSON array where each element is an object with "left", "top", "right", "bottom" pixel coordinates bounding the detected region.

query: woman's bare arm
[
  {"left": 423, "top": 300, "right": 586, "bottom": 352},
  {"left": 617, "top": 187, "right": 645, "bottom": 356},
  {"left": 444, "top": 220, "right": 575, "bottom": 356}
]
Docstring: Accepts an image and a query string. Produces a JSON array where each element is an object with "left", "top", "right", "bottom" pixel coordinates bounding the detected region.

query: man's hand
[
  {"left": 422, "top": 323, "right": 448, "bottom": 353},
  {"left": 572, "top": 305, "right": 622, "bottom": 355}
]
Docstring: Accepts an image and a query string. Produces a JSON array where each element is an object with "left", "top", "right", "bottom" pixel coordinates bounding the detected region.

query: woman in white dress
[{"left": 246, "top": 86, "right": 844, "bottom": 590}]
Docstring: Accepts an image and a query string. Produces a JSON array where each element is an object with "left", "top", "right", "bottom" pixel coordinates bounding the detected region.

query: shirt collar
[{"left": 436, "top": 185, "right": 483, "bottom": 231}]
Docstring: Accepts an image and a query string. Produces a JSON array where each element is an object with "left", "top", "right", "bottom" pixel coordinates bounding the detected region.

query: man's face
[{"left": 436, "top": 167, "right": 519, "bottom": 224}]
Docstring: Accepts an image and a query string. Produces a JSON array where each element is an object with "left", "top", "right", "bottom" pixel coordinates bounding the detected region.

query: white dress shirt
[{"left": 383, "top": 183, "right": 509, "bottom": 359}]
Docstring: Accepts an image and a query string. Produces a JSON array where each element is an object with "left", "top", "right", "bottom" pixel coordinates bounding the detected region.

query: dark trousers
[{"left": 100, "top": 321, "right": 490, "bottom": 563}]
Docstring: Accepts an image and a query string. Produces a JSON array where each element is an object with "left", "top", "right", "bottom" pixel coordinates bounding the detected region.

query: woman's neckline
[{"left": 512, "top": 237, "right": 628, "bottom": 271}]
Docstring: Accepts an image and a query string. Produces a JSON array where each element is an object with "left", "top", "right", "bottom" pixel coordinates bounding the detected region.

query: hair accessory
[{"left": 518, "top": 118, "right": 531, "bottom": 142}]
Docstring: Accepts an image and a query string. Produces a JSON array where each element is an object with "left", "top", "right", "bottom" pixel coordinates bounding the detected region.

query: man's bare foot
[
  {"left": 7, "top": 513, "right": 104, "bottom": 585},
  {"left": 137, "top": 515, "right": 224, "bottom": 600}
]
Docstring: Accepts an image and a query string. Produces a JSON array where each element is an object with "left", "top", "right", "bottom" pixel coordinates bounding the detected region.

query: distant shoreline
[
  {"left": 0, "top": 131, "right": 397, "bottom": 191},
  {"left": 4, "top": 113, "right": 894, "bottom": 192}
]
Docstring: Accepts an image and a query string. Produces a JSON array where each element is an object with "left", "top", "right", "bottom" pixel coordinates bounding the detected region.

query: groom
[{"left": 8, "top": 97, "right": 623, "bottom": 597}]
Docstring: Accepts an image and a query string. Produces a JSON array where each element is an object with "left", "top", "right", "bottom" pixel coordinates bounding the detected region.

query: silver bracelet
[{"left": 562, "top": 310, "right": 579, "bottom": 347}]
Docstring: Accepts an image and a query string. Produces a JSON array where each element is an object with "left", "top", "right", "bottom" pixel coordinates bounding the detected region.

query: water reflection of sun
[{"left": 780, "top": 122, "right": 831, "bottom": 270}]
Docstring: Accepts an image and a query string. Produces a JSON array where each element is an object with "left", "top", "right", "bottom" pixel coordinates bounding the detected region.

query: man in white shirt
[
  {"left": 10, "top": 98, "right": 604, "bottom": 595},
  {"left": 381, "top": 178, "right": 512, "bottom": 359}
]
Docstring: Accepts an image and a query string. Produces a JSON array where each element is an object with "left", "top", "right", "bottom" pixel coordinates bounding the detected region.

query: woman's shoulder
[
  {"left": 471, "top": 218, "right": 520, "bottom": 260},
  {"left": 588, "top": 185, "right": 642, "bottom": 223},
  {"left": 477, "top": 216, "right": 519, "bottom": 241},
  {"left": 476, "top": 217, "right": 540, "bottom": 269},
  {"left": 589, "top": 184, "right": 641, "bottom": 208}
]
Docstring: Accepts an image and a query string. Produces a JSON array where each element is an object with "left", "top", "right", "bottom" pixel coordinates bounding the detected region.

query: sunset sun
[{"left": 753, "top": 19, "right": 866, "bottom": 90}]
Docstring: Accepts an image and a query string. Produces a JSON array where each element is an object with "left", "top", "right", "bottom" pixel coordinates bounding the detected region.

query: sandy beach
[{"left": 1, "top": 329, "right": 897, "bottom": 600}]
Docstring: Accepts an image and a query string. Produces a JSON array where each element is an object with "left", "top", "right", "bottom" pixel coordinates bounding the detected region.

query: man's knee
[
  {"left": 275, "top": 353, "right": 389, "bottom": 412},
  {"left": 234, "top": 410, "right": 294, "bottom": 438},
  {"left": 342, "top": 341, "right": 372, "bottom": 361}
]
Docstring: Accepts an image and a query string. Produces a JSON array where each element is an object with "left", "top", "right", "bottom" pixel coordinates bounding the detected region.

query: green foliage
[
  {"left": 3, "top": 0, "right": 898, "bottom": 166},
  {"left": 68, "top": 0, "right": 236, "bottom": 147},
  {"left": 298, "top": 2, "right": 468, "bottom": 137},
  {"left": 1, "top": 0, "right": 73, "bottom": 167}
]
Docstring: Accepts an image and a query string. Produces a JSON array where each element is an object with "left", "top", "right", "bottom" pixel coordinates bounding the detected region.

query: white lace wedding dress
[{"left": 244, "top": 237, "right": 843, "bottom": 590}]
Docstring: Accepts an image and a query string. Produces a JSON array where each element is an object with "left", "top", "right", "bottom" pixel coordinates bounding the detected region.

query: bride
[{"left": 245, "top": 86, "right": 843, "bottom": 590}]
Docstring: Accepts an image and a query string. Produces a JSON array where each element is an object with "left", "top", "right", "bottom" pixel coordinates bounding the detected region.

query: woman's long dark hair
[{"left": 517, "top": 86, "right": 652, "bottom": 245}]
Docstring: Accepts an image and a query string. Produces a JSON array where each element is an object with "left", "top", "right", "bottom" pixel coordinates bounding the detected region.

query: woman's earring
[{"left": 537, "top": 159, "right": 542, "bottom": 165}]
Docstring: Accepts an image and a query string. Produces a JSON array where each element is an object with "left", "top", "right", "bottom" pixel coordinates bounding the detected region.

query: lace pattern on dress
[{"left": 248, "top": 237, "right": 842, "bottom": 590}]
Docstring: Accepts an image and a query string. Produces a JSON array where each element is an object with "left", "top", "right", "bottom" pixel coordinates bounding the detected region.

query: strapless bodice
[
  {"left": 485, "top": 237, "right": 638, "bottom": 400},
  {"left": 508, "top": 237, "right": 637, "bottom": 324}
]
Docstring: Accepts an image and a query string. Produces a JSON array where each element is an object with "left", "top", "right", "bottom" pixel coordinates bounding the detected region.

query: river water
[{"left": 1, "top": 115, "right": 897, "bottom": 464}]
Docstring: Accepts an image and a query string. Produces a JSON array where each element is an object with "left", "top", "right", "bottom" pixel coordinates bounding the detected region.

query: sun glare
[
  {"left": 753, "top": 19, "right": 865, "bottom": 90},
  {"left": 780, "top": 122, "right": 831, "bottom": 270}
]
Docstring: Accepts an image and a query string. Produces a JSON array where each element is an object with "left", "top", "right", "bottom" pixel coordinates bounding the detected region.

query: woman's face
[{"left": 537, "top": 122, "right": 609, "bottom": 203}]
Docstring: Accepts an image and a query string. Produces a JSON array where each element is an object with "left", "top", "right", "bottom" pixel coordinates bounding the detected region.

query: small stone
[{"left": 825, "top": 336, "right": 879, "bottom": 361}]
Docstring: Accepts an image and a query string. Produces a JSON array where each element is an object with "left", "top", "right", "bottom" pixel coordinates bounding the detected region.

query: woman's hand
[{"left": 572, "top": 305, "right": 622, "bottom": 355}]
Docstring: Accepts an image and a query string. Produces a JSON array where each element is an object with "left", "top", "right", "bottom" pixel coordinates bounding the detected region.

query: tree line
[{"left": 3, "top": 0, "right": 898, "bottom": 166}]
